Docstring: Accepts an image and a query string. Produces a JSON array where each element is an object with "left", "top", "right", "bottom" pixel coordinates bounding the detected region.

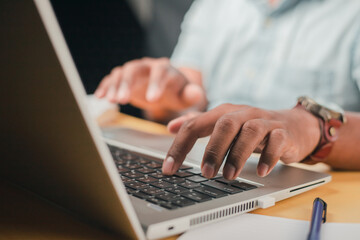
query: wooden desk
[{"left": 1, "top": 112, "right": 359, "bottom": 240}]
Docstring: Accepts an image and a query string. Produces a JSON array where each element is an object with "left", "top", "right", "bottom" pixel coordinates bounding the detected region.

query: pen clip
[{"left": 316, "top": 197, "right": 327, "bottom": 223}]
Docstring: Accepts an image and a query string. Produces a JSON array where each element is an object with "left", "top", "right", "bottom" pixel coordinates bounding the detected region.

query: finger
[
  {"left": 201, "top": 113, "right": 242, "bottom": 178},
  {"left": 116, "top": 61, "right": 148, "bottom": 104},
  {"left": 95, "top": 75, "right": 111, "bottom": 98},
  {"left": 106, "top": 67, "right": 123, "bottom": 103},
  {"left": 146, "top": 60, "right": 170, "bottom": 102},
  {"left": 257, "top": 129, "right": 289, "bottom": 177},
  {"left": 163, "top": 104, "right": 239, "bottom": 175},
  {"left": 223, "top": 119, "right": 283, "bottom": 179},
  {"left": 167, "top": 112, "right": 201, "bottom": 134}
]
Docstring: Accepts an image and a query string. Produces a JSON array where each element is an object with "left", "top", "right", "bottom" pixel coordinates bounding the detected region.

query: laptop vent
[{"left": 189, "top": 200, "right": 258, "bottom": 227}]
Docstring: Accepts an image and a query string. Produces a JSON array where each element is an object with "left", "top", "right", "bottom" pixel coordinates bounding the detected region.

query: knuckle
[
  {"left": 181, "top": 118, "right": 197, "bottom": 133},
  {"left": 242, "top": 120, "right": 265, "bottom": 136},
  {"left": 270, "top": 129, "right": 287, "bottom": 142},
  {"left": 215, "top": 114, "right": 237, "bottom": 132}
]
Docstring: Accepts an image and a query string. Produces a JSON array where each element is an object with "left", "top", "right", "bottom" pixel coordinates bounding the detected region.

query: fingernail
[
  {"left": 146, "top": 84, "right": 159, "bottom": 102},
  {"left": 162, "top": 156, "right": 174, "bottom": 175},
  {"left": 202, "top": 163, "right": 215, "bottom": 179},
  {"left": 223, "top": 163, "right": 236, "bottom": 180},
  {"left": 257, "top": 162, "right": 269, "bottom": 177}
]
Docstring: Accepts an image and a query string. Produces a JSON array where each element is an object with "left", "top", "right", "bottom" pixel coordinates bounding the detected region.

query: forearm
[{"left": 324, "top": 111, "right": 360, "bottom": 170}]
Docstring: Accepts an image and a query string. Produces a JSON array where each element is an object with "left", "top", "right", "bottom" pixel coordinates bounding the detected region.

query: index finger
[{"left": 162, "top": 104, "right": 240, "bottom": 175}]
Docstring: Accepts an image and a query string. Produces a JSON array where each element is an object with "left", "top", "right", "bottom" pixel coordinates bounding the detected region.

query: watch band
[
  {"left": 294, "top": 97, "right": 345, "bottom": 162},
  {"left": 309, "top": 116, "right": 342, "bottom": 161}
]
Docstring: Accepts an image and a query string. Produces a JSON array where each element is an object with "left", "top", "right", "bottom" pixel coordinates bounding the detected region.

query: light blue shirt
[{"left": 171, "top": 0, "right": 360, "bottom": 111}]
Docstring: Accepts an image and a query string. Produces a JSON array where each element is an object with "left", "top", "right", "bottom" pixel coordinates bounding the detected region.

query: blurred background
[{"left": 51, "top": 0, "right": 193, "bottom": 118}]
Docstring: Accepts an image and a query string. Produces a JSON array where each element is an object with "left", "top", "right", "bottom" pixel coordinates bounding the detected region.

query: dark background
[{"left": 51, "top": 0, "right": 193, "bottom": 118}]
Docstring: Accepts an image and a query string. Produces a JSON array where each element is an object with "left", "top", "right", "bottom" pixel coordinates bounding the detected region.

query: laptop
[{"left": 0, "top": 1, "right": 331, "bottom": 239}]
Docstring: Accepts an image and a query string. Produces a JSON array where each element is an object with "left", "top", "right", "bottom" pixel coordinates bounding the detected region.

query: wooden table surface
[{"left": 1, "top": 111, "right": 359, "bottom": 240}]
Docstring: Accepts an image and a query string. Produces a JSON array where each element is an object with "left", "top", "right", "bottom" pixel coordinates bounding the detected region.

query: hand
[
  {"left": 94, "top": 57, "right": 206, "bottom": 117},
  {"left": 162, "top": 104, "right": 321, "bottom": 179}
]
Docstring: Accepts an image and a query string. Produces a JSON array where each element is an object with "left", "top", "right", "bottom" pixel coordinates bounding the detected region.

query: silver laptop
[{"left": 0, "top": 1, "right": 331, "bottom": 239}]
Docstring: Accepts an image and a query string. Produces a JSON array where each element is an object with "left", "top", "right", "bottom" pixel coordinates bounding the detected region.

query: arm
[{"left": 162, "top": 104, "right": 360, "bottom": 180}]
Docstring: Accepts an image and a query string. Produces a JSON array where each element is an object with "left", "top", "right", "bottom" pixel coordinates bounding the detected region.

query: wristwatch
[{"left": 296, "top": 96, "right": 346, "bottom": 161}]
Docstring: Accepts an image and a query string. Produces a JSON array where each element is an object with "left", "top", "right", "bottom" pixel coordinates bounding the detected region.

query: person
[{"left": 95, "top": 0, "right": 360, "bottom": 178}]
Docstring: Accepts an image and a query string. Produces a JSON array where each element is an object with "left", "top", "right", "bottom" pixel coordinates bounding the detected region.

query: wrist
[{"left": 291, "top": 106, "right": 321, "bottom": 160}]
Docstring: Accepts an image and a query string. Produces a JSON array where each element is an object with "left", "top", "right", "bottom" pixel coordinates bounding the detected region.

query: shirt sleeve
[{"left": 170, "top": 0, "right": 214, "bottom": 70}]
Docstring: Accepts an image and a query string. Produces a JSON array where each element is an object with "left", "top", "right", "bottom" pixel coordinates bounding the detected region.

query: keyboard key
[
  {"left": 136, "top": 167, "right": 156, "bottom": 174},
  {"left": 140, "top": 186, "right": 164, "bottom": 195},
  {"left": 126, "top": 188, "right": 137, "bottom": 195},
  {"left": 230, "top": 181, "right": 258, "bottom": 191},
  {"left": 194, "top": 186, "right": 227, "bottom": 198},
  {"left": 146, "top": 161, "right": 162, "bottom": 169},
  {"left": 181, "top": 191, "right": 212, "bottom": 202},
  {"left": 123, "top": 163, "right": 142, "bottom": 169},
  {"left": 155, "top": 192, "right": 178, "bottom": 201},
  {"left": 186, "top": 175, "right": 208, "bottom": 183},
  {"left": 125, "top": 181, "right": 148, "bottom": 190},
  {"left": 163, "top": 176, "right": 186, "bottom": 184},
  {"left": 179, "top": 180, "right": 202, "bottom": 189},
  {"left": 137, "top": 157, "right": 150, "bottom": 164},
  {"left": 215, "top": 178, "right": 258, "bottom": 191},
  {"left": 186, "top": 168, "right": 202, "bottom": 175},
  {"left": 149, "top": 171, "right": 166, "bottom": 179},
  {"left": 165, "top": 186, "right": 190, "bottom": 195},
  {"left": 120, "top": 176, "right": 133, "bottom": 183},
  {"left": 174, "top": 171, "right": 194, "bottom": 178},
  {"left": 214, "top": 178, "right": 232, "bottom": 184},
  {"left": 179, "top": 164, "right": 193, "bottom": 170},
  {"left": 202, "top": 181, "right": 243, "bottom": 194},
  {"left": 122, "top": 171, "right": 144, "bottom": 179},
  {"left": 137, "top": 176, "right": 158, "bottom": 183},
  {"left": 117, "top": 165, "right": 130, "bottom": 173},
  {"left": 171, "top": 197, "right": 196, "bottom": 207},
  {"left": 150, "top": 180, "right": 175, "bottom": 189},
  {"left": 132, "top": 191, "right": 152, "bottom": 200}
]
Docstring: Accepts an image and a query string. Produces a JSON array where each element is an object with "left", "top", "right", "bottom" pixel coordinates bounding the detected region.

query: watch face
[
  {"left": 298, "top": 96, "right": 346, "bottom": 123},
  {"left": 314, "top": 98, "right": 345, "bottom": 114}
]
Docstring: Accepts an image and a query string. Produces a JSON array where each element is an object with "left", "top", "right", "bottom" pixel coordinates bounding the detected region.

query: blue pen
[{"left": 307, "top": 198, "right": 327, "bottom": 240}]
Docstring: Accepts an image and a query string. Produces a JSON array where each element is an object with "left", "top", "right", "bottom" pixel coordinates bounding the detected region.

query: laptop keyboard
[{"left": 108, "top": 145, "right": 258, "bottom": 210}]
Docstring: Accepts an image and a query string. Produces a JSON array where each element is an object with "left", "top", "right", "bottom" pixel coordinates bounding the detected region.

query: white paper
[{"left": 179, "top": 213, "right": 360, "bottom": 240}]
